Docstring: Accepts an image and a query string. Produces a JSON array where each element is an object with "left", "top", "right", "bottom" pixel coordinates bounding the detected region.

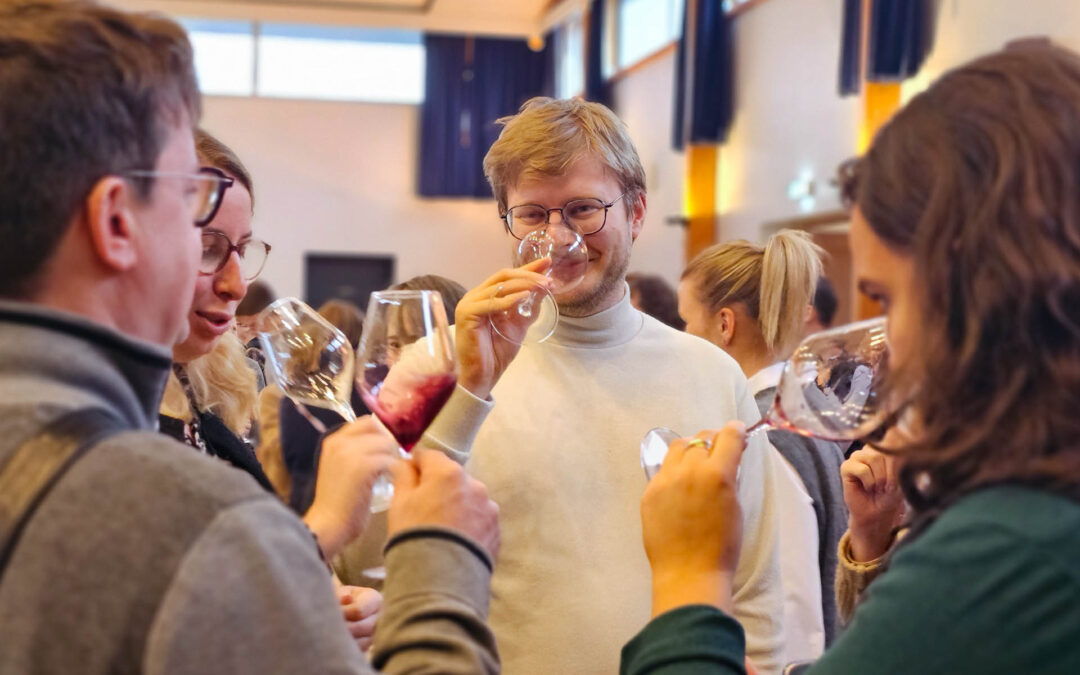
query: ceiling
[{"left": 117, "top": 0, "right": 572, "bottom": 36}]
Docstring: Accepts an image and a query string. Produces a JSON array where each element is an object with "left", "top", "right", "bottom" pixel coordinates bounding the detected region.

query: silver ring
[{"left": 685, "top": 438, "right": 712, "bottom": 451}]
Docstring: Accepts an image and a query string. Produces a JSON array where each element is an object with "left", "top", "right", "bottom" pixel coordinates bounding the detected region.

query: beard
[{"left": 556, "top": 243, "right": 632, "bottom": 318}]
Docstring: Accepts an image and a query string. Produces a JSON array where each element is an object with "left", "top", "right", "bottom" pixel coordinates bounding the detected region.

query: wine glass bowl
[
  {"left": 257, "top": 297, "right": 356, "bottom": 423},
  {"left": 356, "top": 290, "right": 458, "bottom": 453},
  {"left": 488, "top": 224, "right": 589, "bottom": 345},
  {"left": 766, "top": 317, "right": 889, "bottom": 441},
  {"left": 516, "top": 224, "right": 588, "bottom": 294}
]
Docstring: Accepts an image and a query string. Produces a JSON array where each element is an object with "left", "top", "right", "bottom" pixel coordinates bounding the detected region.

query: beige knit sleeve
[{"left": 835, "top": 530, "right": 893, "bottom": 625}]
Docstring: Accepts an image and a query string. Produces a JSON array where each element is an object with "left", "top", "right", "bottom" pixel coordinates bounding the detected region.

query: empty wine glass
[
  {"left": 641, "top": 317, "right": 890, "bottom": 479},
  {"left": 257, "top": 297, "right": 356, "bottom": 424},
  {"left": 356, "top": 290, "right": 458, "bottom": 510},
  {"left": 489, "top": 224, "right": 589, "bottom": 345}
]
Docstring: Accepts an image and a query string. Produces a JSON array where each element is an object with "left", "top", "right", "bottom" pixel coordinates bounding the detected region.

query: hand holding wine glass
[
  {"left": 487, "top": 223, "right": 589, "bottom": 346},
  {"left": 454, "top": 260, "right": 552, "bottom": 400},
  {"left": 641, "top": 317, "right": 891, "bottom": 479},
  {"left": 388, "top": 448, "right": 501, "bottom": 559},
  {"left": 304, "top": 416, "right": 398, "bottom": 559},
  {"left": 641, "top": 424, "right": 746, "bottom": 618}
]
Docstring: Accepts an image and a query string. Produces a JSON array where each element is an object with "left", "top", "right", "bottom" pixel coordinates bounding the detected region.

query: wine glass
[
  {"left": 257, "top": 297, "right": 356, "bottom": 424},
  {"left": 640, "top": 317, "right": 890, "bottom": 479},
  {"left": 356, "top": 290, "right": 458, "bottom": 505},
  {"left": 489, "top": 224, "right": 589, "bottom": 345}
]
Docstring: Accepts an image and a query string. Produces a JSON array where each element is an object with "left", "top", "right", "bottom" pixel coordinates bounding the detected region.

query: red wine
[{"left": 360, "top": 372, "right": 457, "bottom": 451}]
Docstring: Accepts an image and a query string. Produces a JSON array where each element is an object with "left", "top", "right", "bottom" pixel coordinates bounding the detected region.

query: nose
[
  {"left": 213, "top": 252, "right": 248, "bottom": 302},
  {"left": 546, "top": 208, "right": 566, "bottom": 226}
]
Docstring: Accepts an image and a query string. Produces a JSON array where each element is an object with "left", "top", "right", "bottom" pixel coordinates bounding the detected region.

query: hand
[
  {"left": 388, "top": 447, "right": 500, "bottom": 559},
  {"left": 335, "top": 584, "right": 382, "bottom": 652},
  {"left": 454, "top": 259, "right": 552, "bottom": 399},
  {"left": 842, "top": 437, "right": 907, "bottom": 562},
  {"left": 641, "top": 423, "right": 746, "bottom": 618},
  {"left": 304, "top": 417, "right": 399, "bottom": 559}
]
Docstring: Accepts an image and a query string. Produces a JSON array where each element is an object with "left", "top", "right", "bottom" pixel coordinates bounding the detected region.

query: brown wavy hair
[{"left": 844, "top": 44, "right": 1080, "bottom": 516}]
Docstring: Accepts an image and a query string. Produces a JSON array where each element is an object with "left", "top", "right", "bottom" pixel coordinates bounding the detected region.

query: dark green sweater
[{"left": 622, "top": 486, "right": 1080, "bottom": 674}]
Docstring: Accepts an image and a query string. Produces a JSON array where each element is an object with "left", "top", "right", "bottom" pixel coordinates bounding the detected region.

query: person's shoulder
[
  {"left": 936, "top": 485, "right": 1080, "bottom": 548},
  {"left": 637, "top": 313, "right": 743, "bottom": 371},
  {"left": 83, "top": 430, "right": 274, "bottom": 512}
]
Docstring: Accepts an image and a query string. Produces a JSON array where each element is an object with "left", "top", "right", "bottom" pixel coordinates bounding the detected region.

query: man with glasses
[
  {"left": 0, "top": 3, "right": 501, "bottom": 673},
  {"left": 424, "top": 97, "right": 786, "bottom": 673}
]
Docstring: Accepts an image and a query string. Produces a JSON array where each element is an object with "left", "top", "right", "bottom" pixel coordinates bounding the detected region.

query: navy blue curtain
[
  {"left": 418, "top": 35, "right": 554, "bottom": 198},
  {"left": 838, "top": 0, "right": 862, "bottom": 96},
  {"left": 868, "top": 0, "right": 934, "bottom": 80},
  {"left": 672, "top": 0, "right": 734, "bottom": 150},
  {"left": 838, "top": 0, "right": 935, "bottom": 94},
  {"left": 584, "top": 0, "right": 613, "bottom": 108}
]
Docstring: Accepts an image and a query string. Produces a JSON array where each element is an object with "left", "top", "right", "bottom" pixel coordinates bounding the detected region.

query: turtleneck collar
[
  {"left": 0, "top": 300, "right": 173, "bottom": 430},
  {"left": 546, "top": 283, "right": 644, "bottom": 349}
]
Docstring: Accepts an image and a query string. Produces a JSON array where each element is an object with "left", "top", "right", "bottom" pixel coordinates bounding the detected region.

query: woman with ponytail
[{"left": 678, "top": 230, "right": 847, "bottom": 655}]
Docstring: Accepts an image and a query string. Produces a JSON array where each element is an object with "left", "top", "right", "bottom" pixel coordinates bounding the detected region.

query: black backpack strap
[{"left": 0, "top": 408, "right": 124, "bottom": 581}]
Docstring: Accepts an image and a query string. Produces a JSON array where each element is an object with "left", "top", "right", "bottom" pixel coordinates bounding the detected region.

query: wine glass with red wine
[
  {"left": 356, "top": 290, "right": 458, "bottom": 506},
  {"left": 641, "top": 317, "right": 891, "bottom": 479}
]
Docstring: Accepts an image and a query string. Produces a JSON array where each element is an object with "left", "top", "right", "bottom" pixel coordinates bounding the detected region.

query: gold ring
[{"left": 685, "top": 438, "right": 712, "bottom": 451}]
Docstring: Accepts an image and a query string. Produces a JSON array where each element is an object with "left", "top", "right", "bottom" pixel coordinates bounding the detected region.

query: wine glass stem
[
  {"left": 338, "top": 404, "right": 357, "bottom": 423},
  {"left": 746, "top": 419, "right": 771, "bottom": 439}
]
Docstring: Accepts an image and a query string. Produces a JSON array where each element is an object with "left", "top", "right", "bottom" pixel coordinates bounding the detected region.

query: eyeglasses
[
  {"left": 200, "top": 230, "right": 271, "bottom": 280},
  {"left": 122, "top": 168, "right": 233, "bottom": 227},
  {"left": 502, "top": 193, "right": 626, "bottom": 240}
]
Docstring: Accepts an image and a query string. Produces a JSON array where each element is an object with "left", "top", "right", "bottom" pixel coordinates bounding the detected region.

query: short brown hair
[
  {"left": 0, "top": 0, "right": 200, "bottom": 297},
  {"left": 196, "top": 128, "right": 255, "bottom": 210},
  {"left": 849, "top": 44, "right": 1080, "bottom": 514},
  {"left": 483, "top": 97, "right": 647, "bottom": 216}
]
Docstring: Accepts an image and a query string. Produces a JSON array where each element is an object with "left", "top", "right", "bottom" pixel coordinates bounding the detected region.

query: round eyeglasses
[
  {"left": 122, "top": 168, "right": 234, "bottom": 227},
  {"left": 200, "top": 231, "right": 271, "bottom": 280},
  {"left": 502, "top": 193, "right": 626, "bottom": 240}
]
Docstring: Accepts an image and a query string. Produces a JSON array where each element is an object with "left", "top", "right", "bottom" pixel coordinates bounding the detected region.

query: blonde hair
[
  {"left": 483, "top": 97, "right": 647, "bottom": 214},
  {"left": 161, "top": 331, "right": 259, "bottom": 436},
  {"left": 683, "top": 229, "right": 824, "bottom": 357}
]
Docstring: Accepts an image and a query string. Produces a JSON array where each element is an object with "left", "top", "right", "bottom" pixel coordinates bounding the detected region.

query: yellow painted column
[{"left": 684, "top": 144, "right": 719, "bottom": 262}]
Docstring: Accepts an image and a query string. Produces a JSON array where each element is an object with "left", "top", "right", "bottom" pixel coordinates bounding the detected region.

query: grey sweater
[
  {"left": 0, "top": 302, "right": 498, "bottom": 674},
  {"left": 755, "top": 387, "right": 847, "bottom": 647}
]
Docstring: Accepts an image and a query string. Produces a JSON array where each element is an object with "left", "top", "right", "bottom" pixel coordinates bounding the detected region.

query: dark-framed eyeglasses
[
  {"left": 122, "top": 167, "right": 233, "bottom": 227},
  {"left": 502, "top": 193, "right": 627, "bottom": 240},
  {"left": 200, "top": 230, "right": 271, "bottom": 280}
]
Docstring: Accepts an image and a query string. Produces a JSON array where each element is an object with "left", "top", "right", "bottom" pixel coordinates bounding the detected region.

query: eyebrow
[{"left": 204, "top": 228, "right": 253, "bottom": 242}]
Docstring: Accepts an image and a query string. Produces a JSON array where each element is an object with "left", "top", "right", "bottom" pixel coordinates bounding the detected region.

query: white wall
[
  {"left": 201, "top": 51, "right": 694, "bottom": 297},
  {"left": 612, "top": 49, "right": 688, "bottom": 287},
  {"left": 904, "top": 0, "right": 1080, "bottom": 100},
  {"left": 201, "top": 96, "right": 509, "bottom": 298},
  {"left": 717, "top": 0, "right": 859, "bottom": 243}
]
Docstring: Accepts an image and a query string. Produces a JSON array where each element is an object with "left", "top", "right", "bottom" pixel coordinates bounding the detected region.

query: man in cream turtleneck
[{"left": 424, "top": 97, "right": 785, "bottom": 674}]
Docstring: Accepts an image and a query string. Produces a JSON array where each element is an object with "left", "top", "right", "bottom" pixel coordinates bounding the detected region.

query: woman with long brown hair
[{"left": 624, "top": 44, "right": 1080, "bottom": 673}]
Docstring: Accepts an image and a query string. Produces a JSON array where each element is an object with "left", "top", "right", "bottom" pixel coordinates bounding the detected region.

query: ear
[
  {"left": 717, "top": 306, "right": 736, "bottom": 347},
  {"left": 629, "top": 191, "right": 647, "bottom": 241},
  {"left": 84, "top": 176, "right": 139, "bottom": 273}
]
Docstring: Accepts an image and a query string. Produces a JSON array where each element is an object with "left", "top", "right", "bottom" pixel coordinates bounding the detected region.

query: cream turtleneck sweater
[{"left": 425, "top": 288, "right": 785, "bottom": 674}]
